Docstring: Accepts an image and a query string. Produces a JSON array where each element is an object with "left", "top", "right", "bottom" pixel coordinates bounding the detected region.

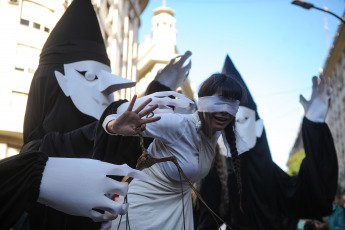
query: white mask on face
[
  {"left": 55, "top": 60, "right": 135, "bottom": 119},
  {"left": 235, "top": 106, "right": 264, "bottom": 150}
]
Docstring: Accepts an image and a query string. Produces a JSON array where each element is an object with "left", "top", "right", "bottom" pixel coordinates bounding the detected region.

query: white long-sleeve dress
[{"left": 103, "top": 112, "right": 221, "bottom": 230}]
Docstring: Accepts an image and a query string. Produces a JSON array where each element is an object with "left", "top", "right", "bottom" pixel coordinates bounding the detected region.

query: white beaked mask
[
  {"left": 218, "top": 130, "right": 249, "bottom": 157},
  {"left": 55, "top": 60, "right": 135, "bottom": 119},
  {"left": 235, "top": 106, "right": 264, "bottom": 150}
]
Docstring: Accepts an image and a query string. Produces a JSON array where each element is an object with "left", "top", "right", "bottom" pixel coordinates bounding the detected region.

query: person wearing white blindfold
[{"left": 103, "top": 73, "right": 247, "bottom": 230}]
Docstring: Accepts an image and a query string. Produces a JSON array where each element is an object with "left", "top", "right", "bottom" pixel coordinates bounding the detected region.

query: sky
[{"left": 139, "top": 0, "right": 345, "bottom": 171}]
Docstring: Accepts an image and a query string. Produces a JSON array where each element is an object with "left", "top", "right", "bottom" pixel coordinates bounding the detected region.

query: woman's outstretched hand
[{"left": 107, "top": 95, "right": 161, "bottom": 135}]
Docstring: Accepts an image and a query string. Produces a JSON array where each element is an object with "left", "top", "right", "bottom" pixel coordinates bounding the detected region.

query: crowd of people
[{"left": 0, "top": 0, "right": 341, "bottom": 230}]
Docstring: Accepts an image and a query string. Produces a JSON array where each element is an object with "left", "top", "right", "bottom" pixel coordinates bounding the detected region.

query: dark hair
[
  {"left": 198, "top": 73, "right": 245, "bottom": 102},
  {"left": 198, "top": 73, "right": 246, "bottom": 212}
]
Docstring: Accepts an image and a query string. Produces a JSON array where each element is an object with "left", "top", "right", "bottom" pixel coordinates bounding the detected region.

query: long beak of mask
[{"left": 98, "top": 70, "right": 136, "bottom": 95}]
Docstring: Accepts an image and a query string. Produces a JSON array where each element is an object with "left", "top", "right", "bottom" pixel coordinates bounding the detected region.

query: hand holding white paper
[
  {"left": 38, "top": 158, "right": 149, "bottom": 222},
  {"left": 300, "top": 75, "right": 331, "bottom": 123},
  {"left": 117, "top": 91, "right": 196, "bottom": 115},
  {"left": 154, "top": 51, "right": 192, "bottom": 91}
]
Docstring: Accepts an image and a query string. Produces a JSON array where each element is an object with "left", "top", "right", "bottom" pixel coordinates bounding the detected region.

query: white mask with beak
[
  {"left": 235, "top": 106, "right": 264, "bottom": 149},
  {"left": 55, "top": 60, "right": 135, "bottom": 119}
]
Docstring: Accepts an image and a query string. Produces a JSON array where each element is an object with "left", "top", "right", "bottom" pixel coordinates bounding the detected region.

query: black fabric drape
[
  {"left": 276, "top": 117, "right": 338, "bottom": 218},
  {"left": 0, "top": 151, "right": 47, "bottom": 230},
  {"left": 195, "top": 118, "right": 338, "bottom": 230},
  {"left": 13, "top": 81, "right": 168, "bottom": 230},
  {"left": 23, "top": 64, "right": 96, "bottom": 145},
  {"left": 20, "top": 122, "right": 102, "bottom": 230}
]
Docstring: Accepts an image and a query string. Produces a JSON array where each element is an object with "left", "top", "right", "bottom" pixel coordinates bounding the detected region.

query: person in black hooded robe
[
  {"left": 7, "top": 1, "right": 193, "bottom": 229},
  {"left": 194, "top": 55, "right": 338, "bottom": 230},
  {"left": 0, "top": 0, "right": 161, "bottom": 229}
]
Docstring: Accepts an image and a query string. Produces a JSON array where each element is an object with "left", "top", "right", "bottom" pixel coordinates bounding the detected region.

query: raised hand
[
  {"left": 154, "top": 50, "right": 192, "bottom": 91},
  {"left": 107, "top": 95, "right": 161, "bottom": 136},
  {"left": 299, "top": 75, "right": 331, "bottom": 123},
  {"left": 38, "top": 158, "right": 149, "bottom": 222}
]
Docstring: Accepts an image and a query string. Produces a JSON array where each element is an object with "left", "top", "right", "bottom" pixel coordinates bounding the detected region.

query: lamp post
[{"left": 292, "top": 0, "right": 345, "bottom": 24}]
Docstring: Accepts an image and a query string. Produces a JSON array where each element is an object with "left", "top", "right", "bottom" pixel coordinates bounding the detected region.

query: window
[
  {"left": 8, "top": 0, "right": 19, "bottom": 5},
  {"left": 15, "top": 44, "right": 40, "bottom": 74},
  {"left": 33, "top": 22, "right": 41, "bottom": 30},
  {"left": 21, "top": 0, "right": 55, "bottom": 33},
  {"left": 20, "top": 18, "right": 29, "bottom": 26},
  {"left": 15, "top": 67, "right": 24, "bottom": 71}
]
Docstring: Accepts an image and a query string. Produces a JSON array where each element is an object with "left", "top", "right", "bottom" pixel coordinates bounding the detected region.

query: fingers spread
[
  {"left": 139, "top": 104, "right": 158, "bottom": 118},
  {"left": 319, "top": 75, "right": 326, "bottom": 92},
  {"left": 127, "top": 95, "right": 137, "bottom": 112},
  {"left": 299, "top": 95, "right": 308, "bottom": 108},
  {"left": 312, "top": 76, "right": 318, "bottom": 89},
  {"left": 179, "top": 50, "right": 192, "bottom": 64},
  {"left": 141, "top": 116, "right": 161, "bottom": 126},
  {"left": 133, "top": 98, "right": 152, "bottom": 114},
  {"left": 181, "top": 60, "right": 192, "bottom": 76},
  {"left": 168, "top": 57, "right": 176, "bottom": 66}
]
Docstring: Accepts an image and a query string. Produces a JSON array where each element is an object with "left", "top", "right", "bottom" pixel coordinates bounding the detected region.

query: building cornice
[{"left": 323, "top": 21, "right": 345, "bottom": 79}]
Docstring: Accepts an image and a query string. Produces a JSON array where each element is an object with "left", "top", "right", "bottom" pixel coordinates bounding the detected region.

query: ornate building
[
  {"left": 136, "top": 2, "right": 194, "bottom": 98},
  {"left": 0, "top": 0, "right": 148, "bottom": 159},
  {"left": 324, "top": 22, "right": 345, "bottom": 190}
]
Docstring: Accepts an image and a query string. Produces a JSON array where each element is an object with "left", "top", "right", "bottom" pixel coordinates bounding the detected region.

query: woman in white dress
[{"left": 103, "top": 73, "right": 247, "bottom": 230}]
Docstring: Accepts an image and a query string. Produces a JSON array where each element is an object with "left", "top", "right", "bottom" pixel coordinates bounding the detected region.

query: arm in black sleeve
[
  {"left": 38, "top": 121, "right": 97, "bottom": 158},
  {"left": 92, "top": 99, "right": 143, "bottom": 168},
  {"left": 277, "top": 117, "right": 338, "bottom": 218},
  {"left": 0, "top": 151, "right": 48, "bottom": 230},
  {"left": 145, "top": 80, "right": 172, "bottom": 95}
]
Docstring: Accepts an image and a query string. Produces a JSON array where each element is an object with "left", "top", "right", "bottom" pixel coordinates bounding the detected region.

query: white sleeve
[
  {"left": 102, "top": 113, "right": 186, "bottom": 143},
  {"left": 102, "top": 114, "right": 119, "bottom": 135},
  {"left": 141, "top": 113, "right": 186, "bottom": 143}
]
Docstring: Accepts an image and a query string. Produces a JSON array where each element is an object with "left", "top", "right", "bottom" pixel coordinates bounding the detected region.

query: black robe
[
  {"left": 0, "top": 151, "right": 47, "bottom": 230},
  {"left": 195, "top": 117, "right": 338, "bottom": 230},
  {"left": 2, "top": 81, "right": 168, "bottom": 230}
]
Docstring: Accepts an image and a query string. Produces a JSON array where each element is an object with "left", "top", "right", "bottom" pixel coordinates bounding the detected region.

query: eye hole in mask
[{"left": 77, "top": 70, "right": 98, "bottom": 81}]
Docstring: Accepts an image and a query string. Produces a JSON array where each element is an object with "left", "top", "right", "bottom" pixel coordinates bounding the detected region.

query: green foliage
[{"left": 286, "top": 149, "right": 305, "bottom": 176}]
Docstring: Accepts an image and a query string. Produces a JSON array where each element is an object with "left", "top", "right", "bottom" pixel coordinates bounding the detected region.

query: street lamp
[{"left": 292, "top": 0, "right": 345, "bottom": 24}]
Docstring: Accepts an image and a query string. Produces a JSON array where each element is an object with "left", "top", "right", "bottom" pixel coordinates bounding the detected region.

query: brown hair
[{"left": 198, "top": 73, "right": 246, "bottom": 211}]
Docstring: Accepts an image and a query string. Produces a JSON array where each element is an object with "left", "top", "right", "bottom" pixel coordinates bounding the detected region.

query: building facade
[
  {"left": 0, "top": 0, "right": 148, "bottom": 159},
  {"left": 323, "top": 22, "right": 345, "bottom": 190},
  {"left": 136, "top": 3, "right": 194, "bottom": 99}
]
